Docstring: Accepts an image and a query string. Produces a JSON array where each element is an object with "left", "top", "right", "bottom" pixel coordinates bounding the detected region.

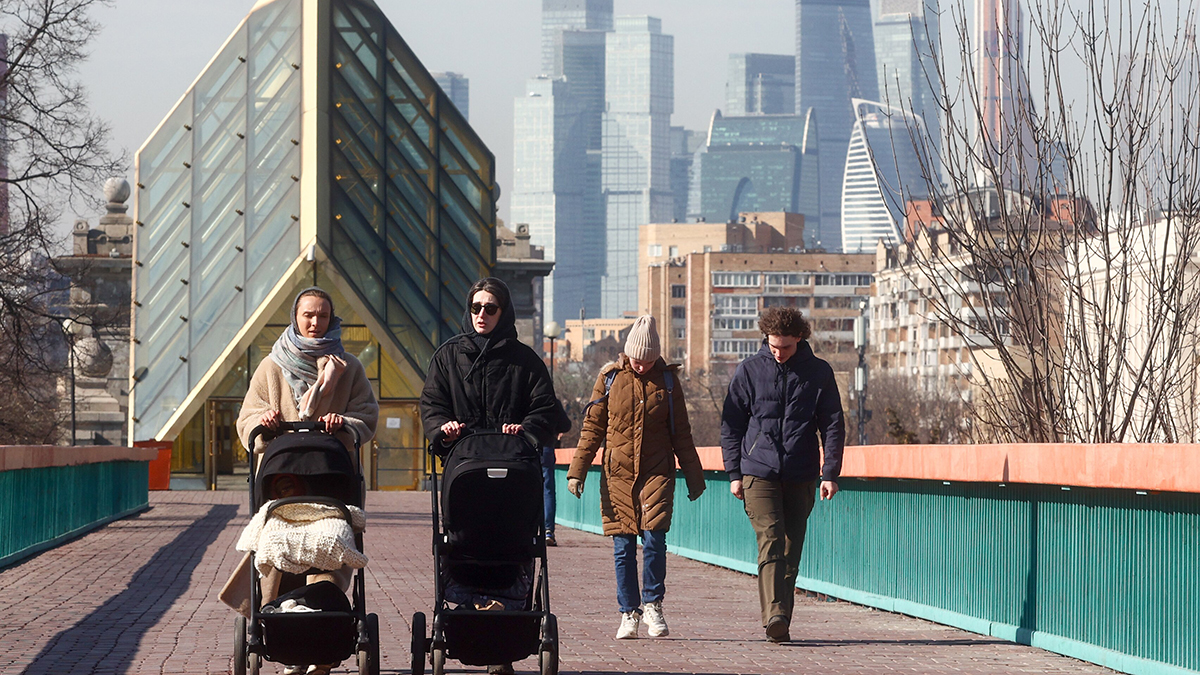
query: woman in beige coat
[
  {"left": 567, "top": 315, "right": 705, "bottom": 640},
  {"left": 232, "top": 286, "right": 378, "bottom": 675}
]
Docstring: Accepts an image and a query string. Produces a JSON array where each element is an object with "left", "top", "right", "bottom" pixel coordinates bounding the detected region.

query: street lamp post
[
  {"left": 853, "top": 299, "right": 869, "bottom": 446},
  {"left": 59, "top": 317, "right": 82, "bottom": 446},
  {"left": 544, "top": 320, "right": 562, "bottom": 381}
]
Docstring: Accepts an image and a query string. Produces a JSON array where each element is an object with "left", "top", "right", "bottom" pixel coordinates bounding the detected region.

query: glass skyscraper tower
[
  {"left": 514, "top": 0, "right": 612, "bottom": 323},
  {"left": 601, "top": 16, "right": 674, "bottom": 317},
  {"left": 875, "top": 0, "right": 941, "bottom": 157},
  {"left": 726, "top": 54, "right": 796, "bottom": 116},
  {"left": 795, "top": 0, "right": 878, "bottom": 250},
  {"left": 841, "top": 99, "right": 932, "bottom": 252}
]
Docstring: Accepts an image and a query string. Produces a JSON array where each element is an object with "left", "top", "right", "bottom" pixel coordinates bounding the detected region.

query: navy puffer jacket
[{"left": 720, "top": 340, "right": 845, "bottom": 483}]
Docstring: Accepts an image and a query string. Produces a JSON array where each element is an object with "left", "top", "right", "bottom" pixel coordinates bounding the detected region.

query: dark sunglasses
[{"left": 470, "top": 302, "right": 500, "bottom": 316}]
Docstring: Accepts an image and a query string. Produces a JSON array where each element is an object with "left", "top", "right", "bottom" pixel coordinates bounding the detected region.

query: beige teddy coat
[{"left": 235, "top": 353, "right": 379, "bottom": 459}]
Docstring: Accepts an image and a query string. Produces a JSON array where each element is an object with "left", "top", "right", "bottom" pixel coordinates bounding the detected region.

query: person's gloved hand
[
  {"left": 567, "top": 477, "right": 584, "bottom": 498},
  {"left": 688, "top": 484, "right": 705, "bottom": 501}
]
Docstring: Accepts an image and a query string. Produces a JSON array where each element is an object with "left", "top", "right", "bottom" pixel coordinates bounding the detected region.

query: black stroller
[
  {"left": 233, "top": 421, "right": 380, "bottom": 675},
  {"left": 411, "top": 430, "right": 559, "bottom": 675}
]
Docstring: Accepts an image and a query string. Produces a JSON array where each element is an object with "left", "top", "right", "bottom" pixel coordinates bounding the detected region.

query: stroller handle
[
  {"left": 248, "top": 420, "right": 362, "bottom": 451},
  {"left": 427, "top": 426, "right": 541, "bottom": 455}
]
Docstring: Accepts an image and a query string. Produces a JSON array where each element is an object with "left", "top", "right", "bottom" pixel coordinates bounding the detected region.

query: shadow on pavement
[{"left": 20, "top": 504, "right": 239, "bottom": 675}]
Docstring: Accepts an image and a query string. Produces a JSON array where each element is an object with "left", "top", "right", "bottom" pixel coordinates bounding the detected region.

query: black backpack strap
[
  {"left": 663, "top": 369, "right": 675, "bottom": 436},
  {"left": 583, "top": 369, "right": 619, "bottom": 415}
]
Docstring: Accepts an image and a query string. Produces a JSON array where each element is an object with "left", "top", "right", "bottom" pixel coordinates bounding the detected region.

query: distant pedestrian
[
  {"left": 567, "top": 315, "right": 705, "bottom": 640},
  {"left": 542, "top": 399, "right": 572, "bottom": 547},
  {"left": 720, "top": 306, "right": 845, "bottom": 643}
]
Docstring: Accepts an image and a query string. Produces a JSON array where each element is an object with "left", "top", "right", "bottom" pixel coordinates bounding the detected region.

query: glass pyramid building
[{"left": 131, "top": 0, "right": 495, "bottom": 488}]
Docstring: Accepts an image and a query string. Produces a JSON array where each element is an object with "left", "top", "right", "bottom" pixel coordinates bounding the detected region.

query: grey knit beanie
[{"left": 624, "top": 315, "right": 661, "bottom": 361}]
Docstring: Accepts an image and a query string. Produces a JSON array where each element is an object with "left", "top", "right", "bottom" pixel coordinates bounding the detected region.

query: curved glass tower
[
  {"left": 841, "top": 99, "right": 931, "bottom": 252},
  {"left": 795, "top": 0, "right": 878, "bottom": 251}
]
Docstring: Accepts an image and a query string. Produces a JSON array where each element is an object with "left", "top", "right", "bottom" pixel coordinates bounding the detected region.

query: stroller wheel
[
  {"left": 430, "top": 647, "right": 446, "bottom": 675},
  {"left": 539, "top": 614, "right": 559, "bottom": 675},
  {"left": 358, "top": 613, "right": 380, "bottom": 675},
  {"left": 410, "top": 612, "right": 427, "bottom": 675},
  {"left": 234, "top": 615, "right": 248, "bottom": 675}
]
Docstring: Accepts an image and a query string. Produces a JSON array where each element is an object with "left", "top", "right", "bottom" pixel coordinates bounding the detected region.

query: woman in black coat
[
  {"left": 420, "top": 277, "right": 559, "bottom": 450},
  {"left": 420, "top": 277, "right": 559, "bottom": 675}
]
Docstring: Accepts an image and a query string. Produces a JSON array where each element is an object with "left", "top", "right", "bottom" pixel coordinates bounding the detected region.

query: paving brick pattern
[{"left": 0, "top": 491, "right": 1117, "bottom": 675}]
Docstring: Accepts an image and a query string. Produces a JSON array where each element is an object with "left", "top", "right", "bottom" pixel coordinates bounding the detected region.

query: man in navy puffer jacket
[{"left": 720, "top": 306, "right": 845, "bottom": 643}]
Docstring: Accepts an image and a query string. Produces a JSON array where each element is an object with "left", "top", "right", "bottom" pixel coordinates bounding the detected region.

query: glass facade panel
[
  {"left": 327, "top": 0, "right": 494, "bottom": 364},
  {"left": 134, "top": 0, "right": 302, "bottom": 441}
]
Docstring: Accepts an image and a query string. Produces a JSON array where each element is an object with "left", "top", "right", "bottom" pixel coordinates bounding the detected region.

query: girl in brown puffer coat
[{"left": 567, "top": 315, "right": 706, "bottom": 640}]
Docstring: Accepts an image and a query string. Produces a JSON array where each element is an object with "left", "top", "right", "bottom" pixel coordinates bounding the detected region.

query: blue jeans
[
  {"left": 613, "top": 530, "right": 667, "bottom": 613},
  {"left": 541, "top": 446, "right": 556, "bottom": 537}
]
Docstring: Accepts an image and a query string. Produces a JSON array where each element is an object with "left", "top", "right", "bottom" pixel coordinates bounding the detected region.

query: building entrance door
[
  {"left": 372, "top": 401, "right": 424, "bottom": 490},
  {"left": 208, "top": 398, "right": 249, "bottom": 490}
]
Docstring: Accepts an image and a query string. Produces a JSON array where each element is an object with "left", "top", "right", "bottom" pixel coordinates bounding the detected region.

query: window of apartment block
[
  {"left": 674, "top": 327, "right": 686, "bottom": 339},
  {"left": 669, "top": 245, "right": 678, "bottom": 257},
  {"left": 714, "top": 295, "right": 758, "bottom": 316},
  {"left": 765, "top": 273, "right": 811, "bottom": 287},
  {"left": 814, "top": 273, "right": 874, "bottom": 286},
  {"left": 712, "top": 272, "right": 761, "bottom": 287},
  {"left": 670, "top": 284, "right": 686, "bottom": 298},
  {"left": 671, "top": 347, "right": 686, "bottom": 359},
  {"left": 763, "top": 296, "right": 810, "bottom": 308},
  {"left": 671, "top": 306, "right": 686, "bottom": 319},
  {"left": 648, "top": 244, "right": 663, "bottom": 257},
  {"left": 713, "top": 317, "right": 757, "bottom": 330},
  {"left": 712, "top": 339, "right": 760, "bottom": 357},
  {"left": 585, "top": 328, "right": 595, "bottom": 340}
]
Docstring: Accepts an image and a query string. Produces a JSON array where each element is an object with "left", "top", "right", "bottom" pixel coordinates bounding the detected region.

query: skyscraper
[
  {"left": 699, "top": 111, "right": 821, "bottom": 243},
  {"left": 841, "top": 99, "right": 932, "bottom": 252},
  {"left": 726, "top": 53, "right": 796, "bottom": 116},
  {"left": 541, "top": 0, "right": 614, "bottom": 75},
  {"left": 976, "top": 0, "right": 1036, "bottom": 186},
  {"left": 795, "top": 0, "right": 878, "bottom": 250},
  {"left": 875, "top": 0, "right": 941, "bottom": 156},
  {"left": 601, "top": 16, "right": 673, "bottom": 317},
  {"left": 514, "top": 1, "right": 611, "bottom": 323},
  {"left": 512, "top": 77, "right": 597, "bottom": 324},
  {"left": 432, "top": 72, "right": 469, "bottom": 121}
]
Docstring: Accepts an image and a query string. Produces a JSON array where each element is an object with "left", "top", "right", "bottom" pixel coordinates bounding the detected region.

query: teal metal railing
[
  {"left": 0, "top": 455, "right": 151, "bottom": 569},
  {"left": 556, "top": 467, "right": 1199, "bottom": 675}
]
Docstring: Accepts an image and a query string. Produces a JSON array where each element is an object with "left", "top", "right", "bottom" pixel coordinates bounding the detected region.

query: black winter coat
[
  {"left": 720, "top": 340, "right": 845, "bottom": 483},
  {"left": 420, "top": 302, "right": 559, "bottom": 453}
]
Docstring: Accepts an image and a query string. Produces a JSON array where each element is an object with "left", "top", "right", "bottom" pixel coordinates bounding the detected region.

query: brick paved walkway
[{"left": 0, "top": 492, "right": 1117, "bottom": 675}]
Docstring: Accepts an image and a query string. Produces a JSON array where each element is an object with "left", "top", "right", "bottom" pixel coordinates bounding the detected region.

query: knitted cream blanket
[{"left": 236, "top": 501, "right": 367, "bottom": 576}]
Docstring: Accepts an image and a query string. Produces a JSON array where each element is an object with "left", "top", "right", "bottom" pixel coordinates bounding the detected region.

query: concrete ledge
[
  {"left": 558, "top": 443, "right": 1200, "bottom": 493},
  {"left": 0, "top": 446, "right": 159, "bottom": 472}
]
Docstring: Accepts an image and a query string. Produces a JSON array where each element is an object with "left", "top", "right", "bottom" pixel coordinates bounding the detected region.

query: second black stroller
[
  {"left": 233, "top": 421, "right": 380, "bottom": 675},
  {"left": 411, "top": 430, "right": 560, "bottom": 675}
]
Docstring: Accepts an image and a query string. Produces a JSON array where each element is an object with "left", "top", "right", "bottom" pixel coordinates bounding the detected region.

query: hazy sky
[{"left": 75, "top": 0, "right": 797, "bottom": 228}]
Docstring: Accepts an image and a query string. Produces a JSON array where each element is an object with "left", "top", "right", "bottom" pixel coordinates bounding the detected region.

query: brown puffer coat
[{"left": 568, "top": 354, "right": 706, "bottom": 535}]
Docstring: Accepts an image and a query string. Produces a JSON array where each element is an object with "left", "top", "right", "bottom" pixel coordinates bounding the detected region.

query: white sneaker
[
  {"left": 642, "top": 600, "right": 669, "bottom": 637},
  {"left": 616, "top": 610, "right": 640, "bottom": 639}
]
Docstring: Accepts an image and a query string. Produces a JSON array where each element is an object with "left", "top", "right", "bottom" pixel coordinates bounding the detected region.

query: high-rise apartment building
[
  {"left": 795, "top": 0, "right": 879, "bottom": 251},
  {"left": 432, "top": 71, "right": 469, "bottom": 121},
  {"left": 841, "top": 99, "right": 932, "bottom": 252},
  {"left": 641, "top": 212, "right": 873, "bottom": 376},
  {"left": 874, "top": 0, "right": 941, "bottom": 155},
  {"left": 726, "top": 53, "right": 796, "bottom": 116},
  {"left": 600, "top": 15, "right": 674, "bottom": 317}
]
